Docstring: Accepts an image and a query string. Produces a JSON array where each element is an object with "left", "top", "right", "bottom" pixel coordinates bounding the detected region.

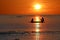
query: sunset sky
[{"left": 0, "top": 0, "right": 60, "bottom": 15}]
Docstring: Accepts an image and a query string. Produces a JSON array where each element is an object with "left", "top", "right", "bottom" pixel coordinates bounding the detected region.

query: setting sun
[{"left": 34, "top": 4, "right": 41, "bottom": 10}]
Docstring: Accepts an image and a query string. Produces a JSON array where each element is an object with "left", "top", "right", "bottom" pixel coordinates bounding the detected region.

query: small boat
[{"left": 31, "top": 17, "right": 44, "bottom": 23}]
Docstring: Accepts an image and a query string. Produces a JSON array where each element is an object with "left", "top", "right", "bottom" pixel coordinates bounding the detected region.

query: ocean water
[{"left": 0, "top": 15, "right": 60, "bottom": 40}]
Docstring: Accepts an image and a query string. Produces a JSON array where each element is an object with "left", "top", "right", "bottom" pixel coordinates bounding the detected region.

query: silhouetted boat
[{"left": 31, "top": 17, "right": 44, "bottom": 23}]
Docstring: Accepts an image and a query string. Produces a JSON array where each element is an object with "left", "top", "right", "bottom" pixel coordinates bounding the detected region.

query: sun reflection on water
[
  {"left": 36, "top": 23, "right": 40, "bottom": 40},
  {"left": 35, "top": 16, "right": 41, "bottom": 22},
  {"left": 35, "top": 16, "right": 40, "bottom": 40}
]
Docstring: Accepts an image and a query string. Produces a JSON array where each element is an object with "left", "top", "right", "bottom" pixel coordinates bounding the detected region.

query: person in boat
[
  {"left": 41, "top": 17, "right": 44, "bottom": 23},
  {"left": 31, "top": 18, "right": 33, "bottom": 22}
]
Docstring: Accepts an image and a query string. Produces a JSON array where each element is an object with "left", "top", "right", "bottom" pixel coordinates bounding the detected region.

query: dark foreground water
[{"left": 0, "top": 15, "right": 60, "bottom": 40}]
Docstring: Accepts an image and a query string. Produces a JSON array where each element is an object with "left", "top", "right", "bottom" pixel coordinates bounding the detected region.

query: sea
[{"left": 0, "top": 15, "right": 60, "bottom": 40}]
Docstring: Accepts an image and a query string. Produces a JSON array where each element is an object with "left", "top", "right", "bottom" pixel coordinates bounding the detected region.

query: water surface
[{"left": 0, "top": 15, "right": 60, "bottom": 40}]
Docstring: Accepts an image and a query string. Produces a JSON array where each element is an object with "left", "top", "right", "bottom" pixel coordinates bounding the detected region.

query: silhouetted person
[
  {"left": 41, "top": 17, "right": 44, "bottom": 23},
  {"left": 31, "top": 18, "right": 33, "bottom": 22}
]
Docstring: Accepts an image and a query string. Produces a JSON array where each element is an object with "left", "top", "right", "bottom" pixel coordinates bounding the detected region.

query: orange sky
[{"left": 0, "top": 0, "right": 60, "bottom": 15}]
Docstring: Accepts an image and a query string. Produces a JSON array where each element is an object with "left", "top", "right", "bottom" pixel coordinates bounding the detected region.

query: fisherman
[
  {"left": 41, "top": 17, "right": 44, "bottom": 23},
  {"left": 31, "top": 18, "right": 33, "bottom": 22}
]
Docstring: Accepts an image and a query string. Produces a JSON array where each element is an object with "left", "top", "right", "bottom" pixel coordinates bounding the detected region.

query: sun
[{"left": 34, "top": 4, "right": 41, "bottom": 10}]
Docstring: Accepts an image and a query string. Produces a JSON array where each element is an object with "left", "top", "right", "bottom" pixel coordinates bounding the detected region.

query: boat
[{"left": 31, "top": 17, "right": 44, "bottom": 23}]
